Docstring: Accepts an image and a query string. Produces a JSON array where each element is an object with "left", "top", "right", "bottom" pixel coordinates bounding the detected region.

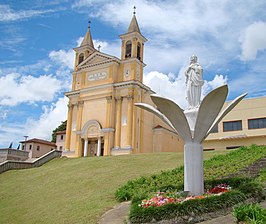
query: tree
[{"left": 51, "top": 120, "right": 67, "bottom": 143}]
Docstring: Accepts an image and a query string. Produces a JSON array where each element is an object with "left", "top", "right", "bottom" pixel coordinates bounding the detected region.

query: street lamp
[{"left": 23, "top": 135, "right": 28, "bottom": 151}]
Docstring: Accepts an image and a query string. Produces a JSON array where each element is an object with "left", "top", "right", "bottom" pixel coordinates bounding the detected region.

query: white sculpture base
[
  {"left": 184, "top": 108, "right": 198, "bottom": 138},
  {"left": 184, "top": 142, "right": 204, "bottom": 196},
  {"left": 184, "top": 108, "right": 204, "bottom": 196}
]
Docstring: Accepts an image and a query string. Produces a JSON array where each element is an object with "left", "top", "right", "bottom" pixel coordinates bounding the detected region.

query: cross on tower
[
  {"left": 88, "top": 20, "right": 91, "bottom": 28},
  {"left": 97, "top": 45, "right": 101, "bottom": 51},
  {"left": 133, "top": 6, "right": 136, "bottom": 15}
]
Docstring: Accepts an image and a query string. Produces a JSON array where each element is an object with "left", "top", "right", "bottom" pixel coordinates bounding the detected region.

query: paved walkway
[{"left": 98, "top": 201, "right": 130, "bottom": 224}]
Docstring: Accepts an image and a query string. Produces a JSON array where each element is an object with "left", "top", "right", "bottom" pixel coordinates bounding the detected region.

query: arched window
[
  {"left": 125, "top": 41, "right": 132, "bottom": 58},
  {"left": 137, "top": 42, "right": 141, "bottom": 60},
  {"left": 78, "top": 53, "right": 84, "bottom": 64}
]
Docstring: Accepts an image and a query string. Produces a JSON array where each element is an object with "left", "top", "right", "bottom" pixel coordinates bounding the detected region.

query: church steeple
[
  {"left": 119, "top": 7, "right": 147, "bottom": 61},
  {"left": 80, "top": 21, "right": 94, "bottom": 48},
  {"left": 119, "top": 7, "right": 147, "bottom": 83},
  {"left": 127, "top": 14, "right": 141, "bottom": 34},
  {"left": 73, "top": 21, "right": 96, "bottom": 69}
]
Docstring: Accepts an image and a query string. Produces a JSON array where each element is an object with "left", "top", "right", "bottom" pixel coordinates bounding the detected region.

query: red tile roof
[
  {"left": 20, "top": 138, "right": 56, "bottom": 146},
  {"left": 56, "top": 130, "right": 66, "bottom": 135}
]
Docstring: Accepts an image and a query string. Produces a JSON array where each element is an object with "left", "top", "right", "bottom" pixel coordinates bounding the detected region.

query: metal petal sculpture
[{"left": 135, "top": 84, "right": 247, "bottom": 195}]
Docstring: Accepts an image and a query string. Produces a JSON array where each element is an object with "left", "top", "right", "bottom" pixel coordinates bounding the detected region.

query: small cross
[
  {"left": 88, "top": 20, "right": 91, "bottom": 28},
  {"left": 133, "top": 6, "right": 136, "bottom": 15},
  {"left": 97, "top": 45, "right": 101, "bottom": 51}
]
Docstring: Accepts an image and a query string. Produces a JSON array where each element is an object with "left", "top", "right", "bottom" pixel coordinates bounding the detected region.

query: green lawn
[{"left": 0, "top": 150, "right": 228, "bottom": 224}]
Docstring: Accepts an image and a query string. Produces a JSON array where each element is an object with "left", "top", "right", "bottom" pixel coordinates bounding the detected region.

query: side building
[
  {"left": 64, "top": 14, "right": 183, "bottom": 157},
  {"left": 20, "top": 138, "right": 56, "bottom": 159},
  {"left": 203, "top": 96, "right": 266, "bottom": 150}
]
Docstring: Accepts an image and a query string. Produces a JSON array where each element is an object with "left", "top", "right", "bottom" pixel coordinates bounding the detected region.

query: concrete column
[
  {"left": 184, "top": 142, "right": 204, "bottom": 196},
  {"left": 114, "top": 97, "right": 122, "bottom": 148},
  {"left": 104, "top": 96, "right": 113, "bottom": 155},
  {"left": 126, "top": 95, "right": 133, "bottom": 148},
  {"left": 65, "top": 104, "right": 73, "bottom": 151},
  {"left": 84, "top": 138, "right": 88, "bottom": 157},
  {"left": 97, "top": 137, "right": 101, "bottom": 157},
  {"left": 75, "top": 101, "right": 84, "bottom": 157}
]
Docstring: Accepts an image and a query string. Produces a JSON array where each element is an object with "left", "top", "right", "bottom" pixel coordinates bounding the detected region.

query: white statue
[
  {"left": 185, "top": 55, "right": 204, "bottom": 109},
  {"left": 135, "top": 53, "right": 247, "bottom": 196}
]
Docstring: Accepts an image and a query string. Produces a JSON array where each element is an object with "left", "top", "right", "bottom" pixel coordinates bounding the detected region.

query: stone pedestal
[
  {"left": 184, "top": 142, "right": 204, "bottom": 196},
  {"left": 184, "top": 108, "right": 204, "bottom": 196},
  {"left": 184, "top": 108, "right": 198, "bottom": 138}
]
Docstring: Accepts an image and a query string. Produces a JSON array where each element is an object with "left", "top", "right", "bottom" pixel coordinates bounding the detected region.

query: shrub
[{"left": 233, "top": 203, "right": 266, "bottom": 224}]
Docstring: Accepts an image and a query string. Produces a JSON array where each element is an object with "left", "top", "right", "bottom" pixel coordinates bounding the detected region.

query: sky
[{"left": 0, "top": 0, "right": 266, "bottom": 148}]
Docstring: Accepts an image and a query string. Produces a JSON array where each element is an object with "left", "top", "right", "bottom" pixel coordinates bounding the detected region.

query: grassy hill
[{"left": 0, "top": 150, "right": 229, "bottom": 224}]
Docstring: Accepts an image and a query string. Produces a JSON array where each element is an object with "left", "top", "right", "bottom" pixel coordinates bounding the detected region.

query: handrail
[{"left": 0, "top": 150, "right": 62, "bottom": 174}]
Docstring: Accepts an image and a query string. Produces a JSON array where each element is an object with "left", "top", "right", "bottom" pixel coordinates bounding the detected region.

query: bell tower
[
  {"left": 73, "top": 21, "right": 96, "bottom": 70},
  {"left": 119, "top": 7, "right": 147, "bottom": 83}
]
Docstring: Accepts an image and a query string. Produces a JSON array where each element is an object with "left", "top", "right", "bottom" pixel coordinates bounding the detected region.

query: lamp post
[{"left": 23, "top": 135, "right": 28, "bottom": 151}]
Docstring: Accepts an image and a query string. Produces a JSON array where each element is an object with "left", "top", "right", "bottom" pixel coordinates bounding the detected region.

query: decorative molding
[
  {"left": 78, "top": 101, "right": 84, "bottom": 106},
  {"left": 101, "top": 128, "right": 115, "bottom": 133},
  {"left": 65, "top": 80, "right": 155, "bottom": 98},
  {"left": 106, "top": 96, "right": 112, "bottom": 101},
  {"left": 126, "top": 95, "right": 134, "bottom": 100},
  {"left": 88, "top": 71, "right": 107, "bottom": 81}
]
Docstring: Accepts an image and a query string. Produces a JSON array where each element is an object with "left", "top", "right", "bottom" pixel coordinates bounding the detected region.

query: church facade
[{"left": 64, "top": 15, "right": 183, "bottom": 157}]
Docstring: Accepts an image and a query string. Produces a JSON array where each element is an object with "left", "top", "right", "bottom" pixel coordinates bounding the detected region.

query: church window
[
  {"left": 137, "top": 42, "right": 141, "bottom": 60},
  {"left": 125, "top": 41, "right": 132, "bottom": 58},
  {"left": 37, "top": 146, "right": 40, "bottom": 151},
  {"left": 78, "top": 53, "right": 84, "bottom": 64}
]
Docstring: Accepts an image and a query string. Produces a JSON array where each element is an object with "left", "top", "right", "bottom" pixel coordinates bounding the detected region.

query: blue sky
[{"left": 0, "top": 0, "right": 266, "bottom": 148}]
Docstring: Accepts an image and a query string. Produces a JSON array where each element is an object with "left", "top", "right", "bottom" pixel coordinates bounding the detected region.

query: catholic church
[
  {"left": 64, "top": 13, "right": 183, "bottom": 157},
  {"left": 64, "top": 12, "right": 266, "bottom": 157}
]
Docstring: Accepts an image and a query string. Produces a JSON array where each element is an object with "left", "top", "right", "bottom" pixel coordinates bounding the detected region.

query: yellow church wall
[
  {"left": 82, "top": 98, "right": 107, "bottom": 127},
  {"left": 153, "top": 128, "right": 183, "bottom": 153}
]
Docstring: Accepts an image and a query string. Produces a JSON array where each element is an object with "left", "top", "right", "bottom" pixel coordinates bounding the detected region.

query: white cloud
[
  {"left": 0, "top": 73, "right": 62, "bottom": 106},
  {"left": 203, "top": 74, "right": 228, "bottom": 95},
  {"left": 49, "top": 49, "right": 75, "bottom": 69},
  {"left": 240, "top": 22, "right": 266, "bottom": 60},
  {"left": 26, "top": 97, "right": 68, "bottom": 141},
  {"left": 72, "top": 0, "right": 266, "bottom": 73},
  {"left": 144, "top": 70, "right": 187, "bottom": 108},
  {"left": 0, "top": 97, "right": 68, "bottom": 147},
  {"left": 0, "top": 4, "right": 55, "bottom": 22}
]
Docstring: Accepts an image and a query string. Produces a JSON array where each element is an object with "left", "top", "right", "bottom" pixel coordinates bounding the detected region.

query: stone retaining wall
[
  {"left": 0, "top": 148, "right": 29, "bottom": 163},
  {"left": 0, "top": 150, "right": 62, "bottom": 174}
]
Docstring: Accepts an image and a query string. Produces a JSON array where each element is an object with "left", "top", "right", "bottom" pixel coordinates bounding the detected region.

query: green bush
[
  {"left": 115, "top": 145, "right": 266, "bottom": 202},
  {"left": 233, "top": 203, "right": 266, "bottom": 224}
]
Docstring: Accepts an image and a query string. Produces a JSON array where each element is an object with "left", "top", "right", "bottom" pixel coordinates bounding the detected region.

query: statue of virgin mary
[{"left": 184, "top": 55, "right": 204, "bottom": 109}]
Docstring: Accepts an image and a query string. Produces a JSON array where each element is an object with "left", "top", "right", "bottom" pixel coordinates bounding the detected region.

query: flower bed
[
  {"left": 129, "top": 178, "right": 264, "bottom": 223},
  {"left": 140, "top": 184, "right": 231, "bottom": 208}
]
